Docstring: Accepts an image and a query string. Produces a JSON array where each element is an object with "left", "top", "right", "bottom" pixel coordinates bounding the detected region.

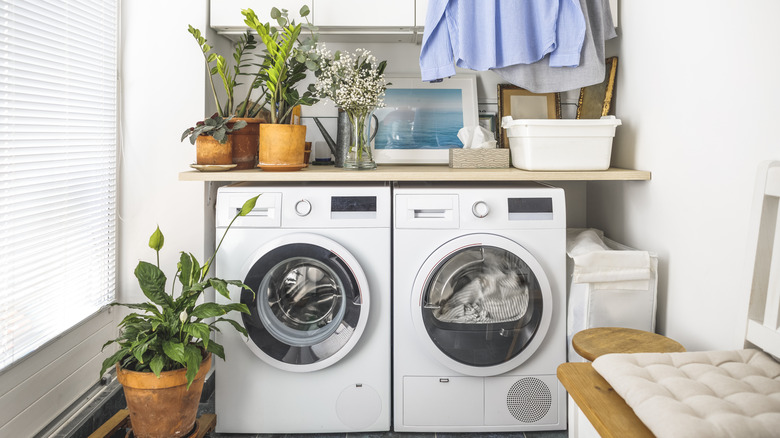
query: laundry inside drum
[{"left": 426, "top": 246, "right": 534, "bottom": 325}]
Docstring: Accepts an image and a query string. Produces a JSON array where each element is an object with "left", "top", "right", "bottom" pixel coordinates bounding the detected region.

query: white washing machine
[
  {"left": 393, "top": 182, "right": 567, "bottom": 432},
  {"left": 214, "top": 183, "right": 391, "bottom": 434}
]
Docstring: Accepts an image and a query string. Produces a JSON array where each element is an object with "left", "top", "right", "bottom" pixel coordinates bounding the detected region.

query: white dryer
[
  {"left": 214, "top": 183, "right": 390, "bottom": 434},
  {"left": 393, "top": 182, "right": 567, "bottom": 433}
]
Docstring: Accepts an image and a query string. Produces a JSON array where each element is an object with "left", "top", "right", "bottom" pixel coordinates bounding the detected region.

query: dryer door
[
  {"left": 239, "top": 234, "right": 370, "bottom": 372},
  {"left": 411, "top": 233, "right": 553, "bottom": 376}
]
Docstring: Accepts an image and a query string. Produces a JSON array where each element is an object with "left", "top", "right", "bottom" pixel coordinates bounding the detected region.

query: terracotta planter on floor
[
  {"left": 116, "top": 353, "right": 212, "bottom": 438},
  {"left": 230, "top": 117, "right": 263, "bottom": 170},
  {"left": 257, "top": 124, "right": 307, "bottom": 171},
  {"left": 196, "top": 136, "right": 232, "bottom": 165}
]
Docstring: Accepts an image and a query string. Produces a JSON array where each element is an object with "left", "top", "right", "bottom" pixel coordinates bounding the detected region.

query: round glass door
[
  {"left": 240, "top": 234, "right": 369, "bottom": 372},
  {"left": 411, "top": 234, "right": 553, "bottom": 376}
]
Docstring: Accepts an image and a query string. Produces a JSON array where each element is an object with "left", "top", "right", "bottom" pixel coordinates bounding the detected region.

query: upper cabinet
[
  {"left": 210, "top": 0, "right": 313, "bottom": 34},
  {"left": 315, "top": 0, "right": 414, "bottom": 27},
  {"left": 210, "top": 0, "right": 417, "bottom": 42},
  {"left": 210, "top": 0, "right": 617, "bottom": 41}
]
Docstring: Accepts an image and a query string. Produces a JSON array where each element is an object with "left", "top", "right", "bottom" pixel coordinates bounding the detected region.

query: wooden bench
[
  {"left": 559, "top": 327, "right": 686, "bottom": 437},
  {"left": 558, "top": 161, "right": 780, "bottom": 437}
]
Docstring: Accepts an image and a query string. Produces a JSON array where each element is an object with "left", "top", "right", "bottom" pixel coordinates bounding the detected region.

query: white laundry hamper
[{"left": 566, "top": 229, "right": 658, "bottom": 362}]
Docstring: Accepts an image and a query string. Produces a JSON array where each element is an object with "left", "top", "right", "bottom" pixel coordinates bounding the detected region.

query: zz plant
[
  {"left": 100, "top": 195, "right": 260, "bottom": 388},
  {"left": 242, "top": 6, "right": 321, "bottom": 124}
]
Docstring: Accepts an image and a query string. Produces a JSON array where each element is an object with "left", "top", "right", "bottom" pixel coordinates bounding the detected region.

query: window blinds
[{"left": 0, "top": 0, "right": 118, "bottom": 371}]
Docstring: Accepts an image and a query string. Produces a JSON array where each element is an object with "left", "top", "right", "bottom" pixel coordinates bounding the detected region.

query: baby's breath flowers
[
  {"left": 313, "top": 47, "right": 388, "bottom": 112},
  {"left": 314, "top": 47, "right": 389, "bottom": 169}
]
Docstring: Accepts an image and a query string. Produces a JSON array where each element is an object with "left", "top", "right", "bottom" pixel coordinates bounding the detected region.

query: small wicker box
[{"left": 448, "top": 148, "right": 510, "bottom": 169}]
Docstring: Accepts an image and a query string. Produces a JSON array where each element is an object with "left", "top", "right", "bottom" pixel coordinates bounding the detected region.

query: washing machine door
[
  {"left": 410, "top": 233, "right": 553, "bottom": 377},
  {"left": 239, "top": 233, "right": 369, "bottom": 372}
]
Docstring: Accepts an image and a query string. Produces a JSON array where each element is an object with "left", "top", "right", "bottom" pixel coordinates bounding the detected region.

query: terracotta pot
[
  {"left": 229, "top": 117, "right": 263, "bottom": 170},
  {"left": 116, "top": 353, "right": 212, "bottom": 438},
  {"left": 196, "top": 136, "right": 232, "bottom": 165},
  {"left": 257, "top": 124, "right": 307, "bottom": 170}
]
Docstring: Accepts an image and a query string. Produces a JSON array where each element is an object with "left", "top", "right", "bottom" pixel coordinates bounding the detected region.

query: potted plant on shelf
[
  {"left": 186, "top": 26, "right": 265, "bottom": 169},
  {"left": 100, "top": 195, "right": 259, "bottom": 438},
  {"left": 181, "top": 113, "right": 247, "bottom": 167},
  {"left": 242, "top": 6, "right": 321, "bottom": 171},
  {"left": 314, "top": 47, "right": 388, "bottom": 170}
]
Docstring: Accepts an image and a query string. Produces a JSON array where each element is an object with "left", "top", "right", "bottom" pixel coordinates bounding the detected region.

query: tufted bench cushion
[{"left": 592, "top": 349, "right": 780, "bottom": 438}]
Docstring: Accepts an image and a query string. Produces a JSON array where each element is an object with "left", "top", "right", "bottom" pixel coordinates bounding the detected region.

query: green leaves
[
  {"left": 178, "top": 252, "right": 201, "bottom": 288},
  {"left": 103, "top": 195, "right": 259, "bottom": 388},
  {"left": 135, "top": 261, "right": 170, "bottom": 307}
]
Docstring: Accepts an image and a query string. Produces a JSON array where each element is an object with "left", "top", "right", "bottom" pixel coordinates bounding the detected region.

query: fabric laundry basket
[{"left": 566, "top": 229, "right": 658, "bottom": 362}]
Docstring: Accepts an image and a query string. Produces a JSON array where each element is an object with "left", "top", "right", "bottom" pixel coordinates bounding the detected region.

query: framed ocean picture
[{"left": 373, "top": 75, "right": 478, "bottom": 164}]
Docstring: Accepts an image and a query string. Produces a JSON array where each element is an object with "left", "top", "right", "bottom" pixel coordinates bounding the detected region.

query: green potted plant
[
  {"left": 100, "top": 195, "right": 259, "bottom": 438},
  {"left": 242, "top": 6, "right": 321, "bottom": 170},
  {"left": 181, "top": 113, "right": 247, "bottom": 167},
  {"left": 186, "top": 26, "right": 265, "bottom": 169}
]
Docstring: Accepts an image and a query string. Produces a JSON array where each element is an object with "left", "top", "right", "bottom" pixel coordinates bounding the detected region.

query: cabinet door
[
  {"left": 211, "top": 0, "right": 313, "bottom": 31},
  {"left": 314, "top": 0, "right": 414, "bottom": 27}
]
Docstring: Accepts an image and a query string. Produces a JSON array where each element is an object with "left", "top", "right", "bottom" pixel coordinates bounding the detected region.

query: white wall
[
  {"left": 120, "top": 0, "right": 208, "bottom": 303},
  {"left": 587, "top": 1, "right": 780, "bottom": 350}
]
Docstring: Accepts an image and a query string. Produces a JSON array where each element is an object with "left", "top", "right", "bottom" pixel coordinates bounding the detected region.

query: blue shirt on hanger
[{"left": 420, "top": 0, "right": 586, "bottom": 82}]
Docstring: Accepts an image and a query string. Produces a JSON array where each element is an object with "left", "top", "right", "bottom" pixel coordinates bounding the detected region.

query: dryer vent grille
[{"left": 506, "top": 377, "right": 552, "bottom": 423}]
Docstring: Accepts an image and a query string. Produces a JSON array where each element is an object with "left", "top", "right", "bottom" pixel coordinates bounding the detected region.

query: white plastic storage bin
[
  {"left": 503, "top": 117, "right": 621, "bottom": 171},
  {"left": 566, "top": 230, "right": 658, "bottom": 362}
]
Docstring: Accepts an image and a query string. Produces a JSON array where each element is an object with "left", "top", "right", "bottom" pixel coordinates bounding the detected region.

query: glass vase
[{"left": 344, "top": 109, "right": 377, "bottom": 170}]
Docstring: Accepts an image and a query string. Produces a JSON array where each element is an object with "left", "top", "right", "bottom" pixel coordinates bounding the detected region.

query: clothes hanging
[
  {"left": 419, "top": 0, "right": 586, "bottom": 82},
  {"left": 492, "top": 0, "right": 617, "bottom": 93}
]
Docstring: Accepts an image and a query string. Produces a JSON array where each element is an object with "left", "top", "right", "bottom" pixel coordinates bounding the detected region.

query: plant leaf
[
  {"left": 209, "top": 278, "right": 231, "bottom": 300},
  {"left": 162, "top": 340, "right": 186, "bottom": 366},
  {"left": 184, "top": 345, "right": 203, "bottom": 389},
  {"left": 190, "top": 302, "right": 226, "bottom": 319},
  {"left": 149, "top": 354, "right": 165, "bottom": 377},
  {"left": 134, "top": 261, "right": 170, "bottom": 307},
  {"left": 205, "top": 340, "right": 225, "bottom": 360},
  {"left": 184, "top": 322, "right": 211, "bottom": 345},
  {"left": 177, "top": 252, "right": 201, "bottom": 288},
  {"left": 213, "top": 317, "right": 248, "bottom": 337},
  {"left": 99, "top": 347, "right": 129, "bottom": 378}
]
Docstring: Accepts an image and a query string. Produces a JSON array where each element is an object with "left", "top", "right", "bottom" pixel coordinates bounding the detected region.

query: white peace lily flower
[{"left": 179, "top": 311, "right": 188, "bottom": 323}]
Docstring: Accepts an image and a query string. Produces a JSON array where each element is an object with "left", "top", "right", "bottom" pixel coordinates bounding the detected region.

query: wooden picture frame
[
  {"left": 577, "top": 57, "right": 618, "bottom": 119},
  {"left": 373, "top": 75, "right": 479, "bottom": 164},
  {"left": 497, "top": 84, "right": 561, "bottom": 149}
]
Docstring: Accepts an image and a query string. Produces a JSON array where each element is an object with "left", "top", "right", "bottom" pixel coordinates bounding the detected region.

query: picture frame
[
  {"left": 373, "top": 75, "right": 478, "bottom": 164},
  {"left": 577, "top": 57, "right": 618, "bottom": 119},
  {"left": 497, "top": 84, "right": 561, "bottom": 149},
  {"left": 478, "top": 112, "right": 497, "bottom": 136}
]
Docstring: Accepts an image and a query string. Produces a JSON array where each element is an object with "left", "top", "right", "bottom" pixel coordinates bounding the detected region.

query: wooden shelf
[{"left": 179, "top": 165, "right": 651, "bottom": 182}]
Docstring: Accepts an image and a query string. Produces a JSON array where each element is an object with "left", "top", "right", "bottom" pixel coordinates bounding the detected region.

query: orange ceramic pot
[
  {"left": 116, "top": 353, "right": 211, "bottom": 438},
  {"left": 195, "top": 136, "right": 232, "bottom": 165},
  {"left": 230, "top": 117, "right": 263, "bottom": 170},
  {"left": 257, "top": 124, "right": 307, "bottom": 171}
]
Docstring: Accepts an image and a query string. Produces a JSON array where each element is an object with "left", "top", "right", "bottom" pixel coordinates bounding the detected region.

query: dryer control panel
[{"left": 394, "top": 183, "right": 565, "bottom": 231}]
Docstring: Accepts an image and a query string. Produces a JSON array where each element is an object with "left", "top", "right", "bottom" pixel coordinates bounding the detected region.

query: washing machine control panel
[
  {"left": 294, "top": 199, "right": 312, "bottom": 216},
  {"left": 471, "top": 201, "right": 489, "bottom": 218}
]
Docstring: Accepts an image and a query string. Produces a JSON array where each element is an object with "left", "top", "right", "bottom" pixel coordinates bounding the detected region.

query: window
[{"left": 0, "top": 0, "right": 118, "bottom": 371}]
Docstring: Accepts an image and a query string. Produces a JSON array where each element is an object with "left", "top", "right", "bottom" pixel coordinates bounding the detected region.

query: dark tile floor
[{"left": 198, "top": 395, "right": 568, "bottom": 438}]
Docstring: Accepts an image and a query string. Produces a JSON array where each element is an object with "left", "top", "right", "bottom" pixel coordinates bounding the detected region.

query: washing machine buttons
[
  {"left": 295, "top": 199, "right": 312, "bottom": 216},
  {"left": 472, "top": 201, "right": 489, "bottom": 218}
]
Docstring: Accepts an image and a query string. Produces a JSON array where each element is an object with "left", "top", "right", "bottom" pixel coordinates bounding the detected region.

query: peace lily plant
[{"left": 100, "top": 195, "right": 260, "bottom": 388}]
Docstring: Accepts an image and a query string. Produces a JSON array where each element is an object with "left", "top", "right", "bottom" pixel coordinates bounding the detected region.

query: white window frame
[{"left": 0, "top": 1, "right": 119, "bottom": 435}]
